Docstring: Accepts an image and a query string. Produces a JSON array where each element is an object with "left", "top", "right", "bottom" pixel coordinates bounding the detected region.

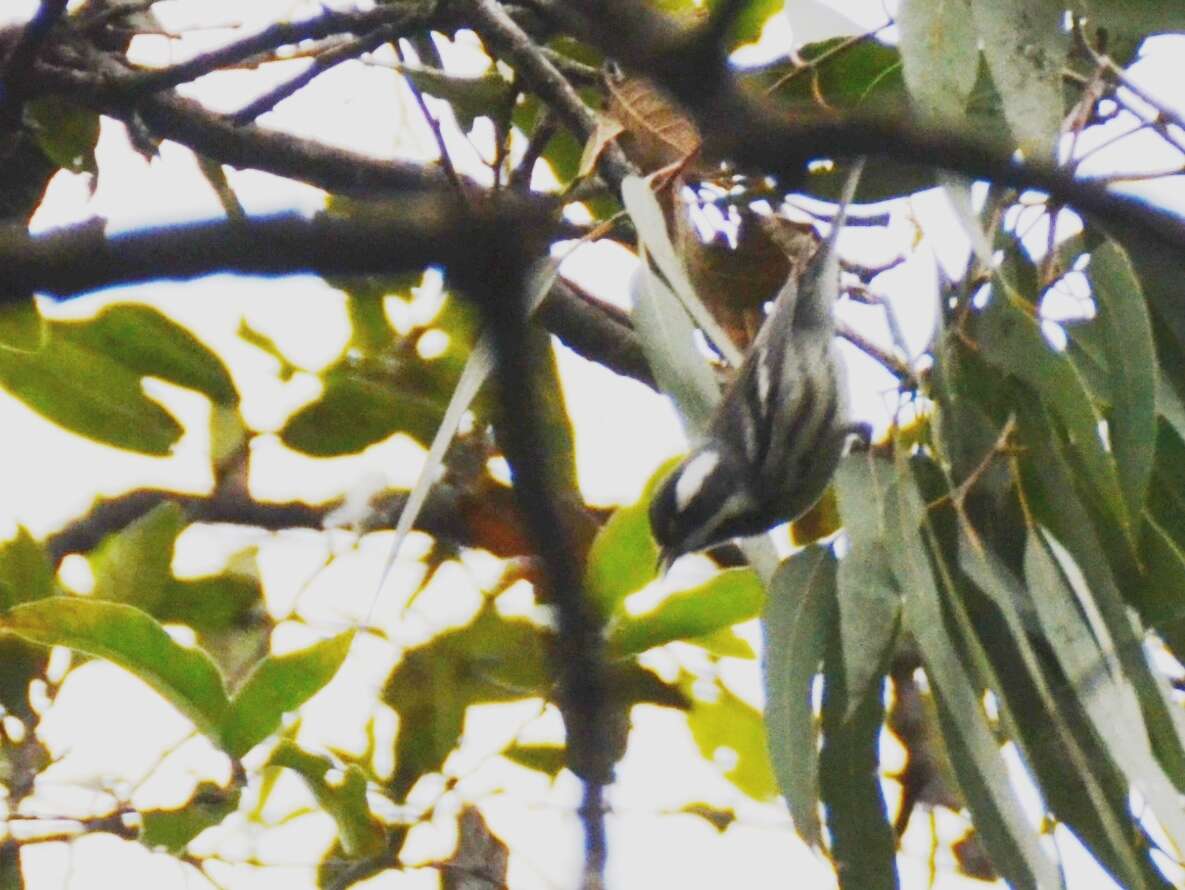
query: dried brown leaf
[{"left": 605, "top": 72, "right": 702, "bottom": 174}]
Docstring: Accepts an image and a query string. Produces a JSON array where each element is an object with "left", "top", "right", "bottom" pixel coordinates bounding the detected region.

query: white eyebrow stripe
[
  {"left": 675, "top": 450, "right": 720, "bottom": 512},
  {"left": 756, "top": 349, "right": 771, "bottom": 406}
]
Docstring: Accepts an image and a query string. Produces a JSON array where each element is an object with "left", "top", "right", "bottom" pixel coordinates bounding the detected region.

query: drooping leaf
[
  {"left": 1031, "top": 530, "right": 1185, "bottom": 804},
  {"left": 833, "top": 457, "right": 901, "bottom": 718},
  {"left": 884, "top": 477, "right": 1060, "bottom": 890},
  {"left": 629, "top": 264, "right": 721, "bottom": 434},
  {"left": 959, "top": 528, "right": 1163, "bottom": 890},
  {"left": 974, "top": 281, "right": 1134, "bottom": 550},
  {"left": 623, "top": 174, "right": 743, "bottom": 367},
  {"left": 1087, "top": 240, "right": 1158, "bottom": 523},
  {"left": 609, "top": 568, "right": 763, "bottom": 657},
  {"left": 819, "top": 620, "right": 898, "bottom": 890},
  {"left": 0, "top": 597, "right": 229, "bottom": 741},
  {"left": 761, "top": 546, "right": 837, "bottom": 846},
  {"left": 969, "top": 0, "right": 1068, "bottom": 159},
  {"left": 220, "top": 631, "right": 355, "bottom": 758},
  {"left": 268, "top": 741, "right": 385, "bottom": 857}
]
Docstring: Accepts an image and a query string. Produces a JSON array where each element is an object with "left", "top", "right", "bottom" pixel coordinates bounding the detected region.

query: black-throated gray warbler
[{"left": 649, "top": 162, "right": 864, "bottom": 569}]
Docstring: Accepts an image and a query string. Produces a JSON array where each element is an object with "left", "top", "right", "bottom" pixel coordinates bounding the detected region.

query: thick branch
[
  {"left": 43, "top": 485, "right": 491, "bottom": 566},
  {"left": 0, "top": 198, "right": 551, "bottom": 298},
  {"left": 456, "top": 233, "right": 611, "bottom": 889},
  {"left": 0, "top": 208, "right": 656, "bottom": 386}
]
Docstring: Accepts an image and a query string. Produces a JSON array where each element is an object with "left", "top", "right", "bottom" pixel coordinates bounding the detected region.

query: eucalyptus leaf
[
  {"left": 761, "top": 546, "right": 837, "bottom": 847},
  {"left": 970, "top": 0, "right": 1069, "bottom": 159},
  {"left": 885, "top": 478, "right": 1060, "bottom": 890},
  {"left": 1088, "top": 241, "right": 1158, "bottom": 523}
]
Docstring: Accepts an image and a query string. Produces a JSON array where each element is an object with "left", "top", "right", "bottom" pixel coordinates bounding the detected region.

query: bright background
[{"left": 2, "top": 1, "right": 1185, "bottom": 887}]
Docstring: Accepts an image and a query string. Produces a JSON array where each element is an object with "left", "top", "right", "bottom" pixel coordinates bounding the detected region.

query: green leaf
[
  {"left": 754, "top": 39, "right": 907, "bottom": 114},
  {"left": 140, "top": 783, "right": 241, "bottom": 853},
  {"left": 819, "top": 620, "right": 898, "bottom": 890},
  {"left": 0, "top": 529, "right": 55, "bottom": 716},
  {"left": 0, "top": 301, "right": 45, "bottom": 352},
  {"left": 897, "top": 0, "right": 979, "bottom": 126},
  {"left": 975, "top": 281, "right": 1133, "bottom": 548},
  {"left": 970, "top": 0, "right": 1069, "bottom": 159},
  {"left": 0, "top": 304, "right": 238, "bottom": 454},
  {"left": 885, "top": 477, "right": 1060, "bottom": 890},
  {"left": 281, "top": 295, "right": 480, "bottom": 455},
  {"left": 383, "top": 607, "right": 550, "bottom": 797},
  {"left": 70, "top": 304, "right": 238, "bottom": 407},
  {"left": 0, "top": 325, "right": 178, "bottom": 454},
  {"left": 1069, "top": 0, "right": 1185, "bottom": 36},
  {"left": 959, "top": 529, "right": 1157, "bottom": 890},
  {"left": 0, "top": 528, "right": 55, "bottom": 610},
  {"left": 89, "top": 502, "right": 184, "bottom": 613},
  {"left": 686, "top": 680, "right": 779, "bottom": 801},
  {"left": 268, "top": 742, "right": 385, "bottom": 858},
  {"left": 503, "top": 743, "right": 566, "bottom": 776},
  {"left": 1088, "top": 241, "right": 1158, "bottom": 522},
  {"left": 24, "top": 96, "right": 100, "bottom": 174},
  {"left": 720, "top": 0, "right": 782, "bottom": 46},
  {"left": 397, "top": 64, "right": 510, "bottom": 132},
  {"left": 609, "top": 568, "right": 763, "bottom": 657},
  {"left": 0, "top": 598, "right": 229, "bottom": 740},
  {"left": 833, "top": 457, "right": 902, "bottom": 718},
  {"left": 584, "top": 468, "right": 665, "bottom": 618},
  {"left": 221, "top": 631, "right": 355, "bottom": 758},
  {"left": 761, "top": 546, "right": 837, "bottom": 846},
  {"left": 1025, "top": 531, "right": 1185, "bottom": 849}
]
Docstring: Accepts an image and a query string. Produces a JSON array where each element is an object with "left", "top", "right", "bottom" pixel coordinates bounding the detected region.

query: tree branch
[
  {"left": 456, "top": 230, "right": 611, "bottom": 890},
  {"left": 558, "top": 0, "right": 1185, "bottom": 259},
  {"left": 0, "top": 0, "right": 69, "bottom": 124},
  {"left": 461, "top": 0, "right": 635, "bottom": 192},
  {"left": 0, "top": 198, "right": 552, "bottom": 298}
]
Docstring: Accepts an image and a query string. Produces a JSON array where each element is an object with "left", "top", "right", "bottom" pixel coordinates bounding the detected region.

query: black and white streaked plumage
[{"left": 649, "top": 163, "right": 863, "bottom": 569}]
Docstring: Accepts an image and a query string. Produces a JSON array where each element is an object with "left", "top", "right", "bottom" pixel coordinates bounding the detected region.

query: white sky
[{"left": 3, "top": 1, "right": 1185, "bottom": 888}]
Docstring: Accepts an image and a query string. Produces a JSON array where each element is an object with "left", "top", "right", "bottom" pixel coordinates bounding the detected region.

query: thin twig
[
  {"left": 837, "top": 319, "right": 914, "bottom": 383},
  {"left": 394, "top": 43, "right": 463, "bottom": 193},
  {"left": 510, "top": 106, "right": 558, "bottom": 191},
  {"left": 462, "top": 0, "right": 635, "bottom": 192},
  {"left": 120, "top": 6, "right": 429, "bottom": 96},
  {"left": 229, "top": 24, "right": 402, "bottom": 125}
]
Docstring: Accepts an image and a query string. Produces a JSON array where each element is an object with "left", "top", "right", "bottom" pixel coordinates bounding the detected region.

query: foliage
[{"left": 2, "top": 1, "right": 1185, "bottom": 889}]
